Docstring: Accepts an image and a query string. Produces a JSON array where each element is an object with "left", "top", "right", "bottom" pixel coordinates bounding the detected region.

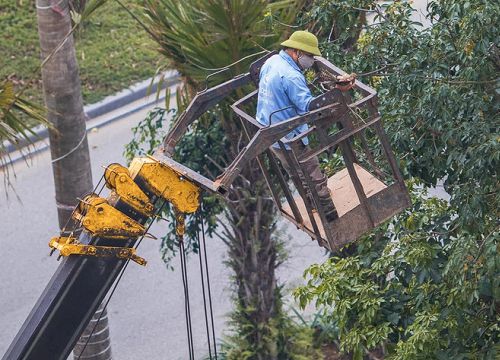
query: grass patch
[{"left": 0, "top": 0, "right": 163, "bottom": 106}]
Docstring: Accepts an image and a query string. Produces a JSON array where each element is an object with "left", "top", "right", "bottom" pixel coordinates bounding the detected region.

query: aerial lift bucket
[{"left": 159, "top": 52, "right": 411, "bottom": 252}]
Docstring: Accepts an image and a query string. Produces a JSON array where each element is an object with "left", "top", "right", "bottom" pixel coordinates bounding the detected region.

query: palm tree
[
  {"left": 0, "top": 80, "right": 49, "bottom": 189},
  {"left": 36, "top": 1, "right": 111, "bottom": 359},
  {"left": 141, "top": 0, "right": 302, "bottom": 357}
]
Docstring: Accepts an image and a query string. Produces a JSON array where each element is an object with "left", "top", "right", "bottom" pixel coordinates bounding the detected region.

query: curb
[
  {"left": 84, "top": 70, "right": 178, "bottom": 119},
  {"left": 4, "top": 71, "right": 179, "bottom": 155}
]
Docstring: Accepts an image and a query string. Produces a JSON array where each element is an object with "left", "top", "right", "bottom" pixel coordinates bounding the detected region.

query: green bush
[{"left": 295, "top": 1, "right": 499, "bottom": 358}]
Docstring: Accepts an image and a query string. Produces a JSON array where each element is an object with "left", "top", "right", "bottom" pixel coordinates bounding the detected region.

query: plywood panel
[
  {"left": 282, "top": 164, "right": 386, "bottom": 238},
  {"left": 328, "top": 163, "right": 387, "bottom": 216}
]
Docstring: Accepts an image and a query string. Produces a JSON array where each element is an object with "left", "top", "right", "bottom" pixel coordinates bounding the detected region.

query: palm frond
[
  {"left": 0, "top": 80, "right": 50, "bottom": 177},
  {"left": 142, "top": 0, "right": 303, "bottom": 89}
]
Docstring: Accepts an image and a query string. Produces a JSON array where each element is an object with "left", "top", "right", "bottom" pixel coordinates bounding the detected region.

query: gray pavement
[{"left": 0, "top": 95, "right": 325, "bottom": 359}]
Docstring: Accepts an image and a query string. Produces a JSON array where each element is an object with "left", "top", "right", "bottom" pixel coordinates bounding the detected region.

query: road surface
[{"left": 0, "top": 96, "right": 325, "bottom": 360}]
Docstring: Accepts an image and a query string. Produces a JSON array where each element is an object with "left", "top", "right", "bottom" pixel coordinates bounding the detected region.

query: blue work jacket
[{"left": 256, "top": 50, "right": 313, "bottom": 148}]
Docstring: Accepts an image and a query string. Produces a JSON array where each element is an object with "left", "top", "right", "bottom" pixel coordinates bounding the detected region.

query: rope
[
  {"left": 36, "top": 0, "right": 65, "bottom": 10},
  {"left": 73, "top": 195, "right": 216, "bottom": 360},
  {"left": 51, "top": 130, "right": 87, "bottom": 163},
  {"left": 194, "top": 50, "right": 269, "bottom": 72},
  {"left": 200, "top": 50, "right": 270, "bottom": 91}
]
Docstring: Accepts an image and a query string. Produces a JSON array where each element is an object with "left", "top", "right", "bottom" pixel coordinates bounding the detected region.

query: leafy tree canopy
[{"left": 295, "top": 1, "right": 499, "bottom": 359}]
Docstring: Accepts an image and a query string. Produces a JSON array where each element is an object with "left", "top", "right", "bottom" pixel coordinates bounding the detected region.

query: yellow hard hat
[{"left": 280, "top": 30, "right": 321, "bottom": 56}]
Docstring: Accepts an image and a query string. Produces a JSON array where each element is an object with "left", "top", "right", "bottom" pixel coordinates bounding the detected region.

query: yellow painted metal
[
  {"left": 49, "top": 235, "right": 77, "bottom": 249},
  {"left": 72, "top": 194, "right": 146, "bottom": 239},
  {"left": 47, "top": 157, "right": 201, "bottom": 265},
  {"left": 104, "top": 163, "right": 154, "bottom": 217},
  {"left": 175, "top": 211, "right": 186, "bottom": 237},
  {"left": 128, "top": 157, "right": 200, "bottom": 214},
  {"left": 49, "top": 236, "right": 146, "bottom": 266}
]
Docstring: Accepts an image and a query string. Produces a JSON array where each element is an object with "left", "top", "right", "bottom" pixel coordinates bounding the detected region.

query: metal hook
[
  {"left": 143, "top": 233, "right": 158, "bottom": 240},
  {"left": 267, "top": 106, "right": 308, "bottom": 128},
  {"left": 267, "top": 106, "right": 296, "bottom": 127}
]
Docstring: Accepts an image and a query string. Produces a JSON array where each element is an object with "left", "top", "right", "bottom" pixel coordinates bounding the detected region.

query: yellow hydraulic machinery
[
  {"left": 129, "top": 156, "right": 200, "bottom": 214},
  {"left": 48, "top": 156, "right": 200, "bottom": 265},
  {"left": 20, "top": 155, "right": 203, "bottom": 359},
  {"left": 49, "top": 236, "right": 147, "bottom": 266},
  {"left": 72, "top": 194, "right": 146, "bottom": 239},
  {"left": 104, "top": 163, "right": 154, "bottom": 217}
]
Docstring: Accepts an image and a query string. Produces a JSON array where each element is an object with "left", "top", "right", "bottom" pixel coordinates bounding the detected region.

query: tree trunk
[
  {"left": 73, "top": 303, "right": 113, "bottom": 360},
  {"left": 36, "top": 1, "right": 112, "bottom": 359},
  {"left": 221, "top": 117, "right": 282, "bottom": 359},
  {"left": 228, "top": 176, "right": 280, "bottom": 359}
]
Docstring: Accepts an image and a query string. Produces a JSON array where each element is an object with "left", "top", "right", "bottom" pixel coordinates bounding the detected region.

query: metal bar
[
  {"left": 232, "top": 89, "right": 258, "bottom": 109},
  {"left": 256, "top": 152, "right": 282, "bottom": 211},
  {"left": 279, "top": 210, "right": 327, "bottom": 248},
  {"left": 357, "top": 130, "right": 387, "bottom": 181},
  {"left": 339, "top": 141, "right": 375, "bottom": 227},
  {"left": 295, "top": 152, "right": 332, "bottom": 244},
  {"left": 350, "top": 93, "right": 377, "bottom": 109},
  {"left": 216, "top": 103, "right": 340, "bottom": 188},
  {"left": 3, "top": 197, "right": 148, "bottom": 360},
  {"left": 295, "top": 154, "right": 331, "bottom": 228},
  {"left": 151, "top": 153, "right": 218, "bottom": 193},
  {"left": 279, "top": 143, "right": 323, "bottom": 242},
  {"left": 298, "top": 116, "right": 381, "bottom": 162},
  {"left": 162, "top": 73, "right": 252, "bottom": 155},
  {"left": 231, "top": 103, "right": 263, "bottom": 129},
  {"left": 314, "top": 57, "right": 375, "bottom": 97},
  {"left": 266, "top": 149, "right": 303, "bottom": 224},
  {"left": 238, "top": 112, "right": 283, "bottom": 213},
  {"left": 373, "top": 121, "right": 406, "bottom": 187}
]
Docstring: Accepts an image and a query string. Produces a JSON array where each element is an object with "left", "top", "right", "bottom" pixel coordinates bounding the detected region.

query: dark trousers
[{"left": 271, "top": 146, "right": 337, "bottom": 219}]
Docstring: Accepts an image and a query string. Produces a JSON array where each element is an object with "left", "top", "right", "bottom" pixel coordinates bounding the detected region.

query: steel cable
[
  {"left": 200, "top": 202, "right": 218, "bottom": 359},
  {"left": 76, "top": 199, "right": 167, "bottom": 360},
  {"left": 196, "top": 209, "right": 213, "bottom": 359},
  {"left": 73, "top": 190, "right": 216, "bottom": 360},
  {"left": 178, "top": 234, "right": 195, "bottom": 359}
]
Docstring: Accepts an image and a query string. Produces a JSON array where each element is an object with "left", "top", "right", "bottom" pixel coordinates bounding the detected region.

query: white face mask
[{"left": 297, "top": 53, "right": 314, "bottom": 70}]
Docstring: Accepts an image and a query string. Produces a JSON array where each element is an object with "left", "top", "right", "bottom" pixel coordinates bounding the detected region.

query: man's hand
[{"left": 335, "top": 73, "right": 357, "bottom": 92}]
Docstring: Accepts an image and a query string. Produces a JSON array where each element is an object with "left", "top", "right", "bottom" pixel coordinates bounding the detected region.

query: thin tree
[{"left": 36, "top": 1, "right": 112, "bottom": 359}]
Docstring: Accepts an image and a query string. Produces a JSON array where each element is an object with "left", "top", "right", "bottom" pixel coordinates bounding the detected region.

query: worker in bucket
[{"left": 256, "top": 30, "right": 356, "bottom": 222}]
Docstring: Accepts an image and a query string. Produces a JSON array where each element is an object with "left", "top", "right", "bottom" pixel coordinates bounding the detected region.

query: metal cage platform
[{"left": 159, "top": 52, "right": 410, "bottom": 252}]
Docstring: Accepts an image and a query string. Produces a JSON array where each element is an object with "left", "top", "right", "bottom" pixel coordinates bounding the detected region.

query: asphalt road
[{"left": 0, "top": 97, "right": 325, "bottom": 360}]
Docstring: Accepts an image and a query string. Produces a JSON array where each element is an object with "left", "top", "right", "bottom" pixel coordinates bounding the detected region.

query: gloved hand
[{"left": 335, "top": 73, "right": 357, "bottom": 91}]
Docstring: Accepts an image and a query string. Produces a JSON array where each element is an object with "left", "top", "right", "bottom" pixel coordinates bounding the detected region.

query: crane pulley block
[
  {"left": 45, "top": 157, "right": 203, "bottom": 266},
  {"left": 72, "top": 194, "right": 146, "bottom": 239},
  {"left": 104, "top": 163, "right": 154, "bottom": 217},
  {"left": 49, "top": 236, "right": 146, "bottom": 266},
  {"left": 129, "top": 156, "right": 200, "bottom": 214}
]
